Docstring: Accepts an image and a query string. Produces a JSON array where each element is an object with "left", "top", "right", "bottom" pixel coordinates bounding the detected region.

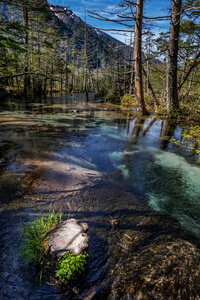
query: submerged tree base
[{"left": 48, "top": 219, "right": 89, "bottom": 257}]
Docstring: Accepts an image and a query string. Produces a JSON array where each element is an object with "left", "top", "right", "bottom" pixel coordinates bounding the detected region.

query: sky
[{"left": 48, "top": 0, "right": 172, "bottom": 43}]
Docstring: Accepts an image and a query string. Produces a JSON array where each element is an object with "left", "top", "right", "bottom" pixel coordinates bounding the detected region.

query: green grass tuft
[
  {"left": 19, "top": 209, "right": 63, "bottom": 265},
  {"left": 19, "top": 210, "right": 88, "bottom": 284}
]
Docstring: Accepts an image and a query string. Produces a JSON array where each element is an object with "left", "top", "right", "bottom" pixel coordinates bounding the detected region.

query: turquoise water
[{"left": 105, "top": 117, "right": 200, "bottom": 238}]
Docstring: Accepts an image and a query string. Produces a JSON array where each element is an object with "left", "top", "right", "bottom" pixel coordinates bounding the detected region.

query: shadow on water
[{"left": 0, "top": 95, "right": 200, "bottom": 298}]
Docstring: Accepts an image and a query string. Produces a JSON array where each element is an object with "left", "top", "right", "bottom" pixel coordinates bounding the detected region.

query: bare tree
[
  {"left": 134, "top": 0, "right": 147, "bottom": 114},
  {"left": 22, "top": 0, "right": 30, "bottom": 97},
  {"left": 166, "top": 0, "right": 182, "bottom": 113},
  {"left": 89, "top": 0, "right": 147, "bottom": 114}
]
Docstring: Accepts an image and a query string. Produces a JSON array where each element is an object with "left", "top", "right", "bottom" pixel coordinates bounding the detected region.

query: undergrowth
[
  {"left": 120, "top": 94, "right": 136, "bottom": 106},
  {"left": 56, "top": 252, "right": 88, "bottom": 284}
]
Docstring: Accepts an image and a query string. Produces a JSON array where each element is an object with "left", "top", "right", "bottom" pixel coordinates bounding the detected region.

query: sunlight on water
[
  {"left": 1, "top": 100, "right": 200, "bottom": 239},
  {"left": 109, "top": 150, "right": 140, "bottom": 179}
]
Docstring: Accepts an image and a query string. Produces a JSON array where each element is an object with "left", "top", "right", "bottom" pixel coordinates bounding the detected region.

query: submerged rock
[{"left": 48, "top": 219, "right": 89, "bottom": 257}]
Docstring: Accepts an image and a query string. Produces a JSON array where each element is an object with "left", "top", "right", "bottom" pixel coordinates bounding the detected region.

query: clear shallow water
[
  {"left": 0, "top": 97, "right": 200, "bottom": 237},
  {"left": 0, "top": 95, "right": 200, "bottom": 299}
]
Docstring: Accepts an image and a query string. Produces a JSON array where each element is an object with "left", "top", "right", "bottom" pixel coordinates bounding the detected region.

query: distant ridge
[
  {"left": 49, "top": 4, "right": 125, "bottom": 45},
  {"left": 49, "top": 4, "right": 128, "bottom": 68},
  {"left": 49, "top": 5, "right": 162, "bottom": 65}
]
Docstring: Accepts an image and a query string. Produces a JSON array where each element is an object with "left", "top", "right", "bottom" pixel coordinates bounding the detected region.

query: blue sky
[{"left": 48, "top": 0, "right": 171, "bottom": 43}]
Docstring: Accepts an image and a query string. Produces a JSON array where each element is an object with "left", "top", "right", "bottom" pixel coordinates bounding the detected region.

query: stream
[{"left": 0, "top": 94, "right": 200, "bottom": 299}]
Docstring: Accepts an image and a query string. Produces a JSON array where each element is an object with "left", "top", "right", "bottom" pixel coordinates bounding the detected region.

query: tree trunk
[
  {"left": 50, "top": 60, "right": 54, "bottom": 96},
  {"left": 23, "top": 0, "right": 30, "bottom": 98},
  {"left": 84, "top": 21, "right": 88, "bottom": 98},
  {"left": 124, "top": 50, "right": 127, "bottom": 95},
  {"left": 96, "top": 44, "right": 99, "bottom": 92},
  {"left": 65, "top": 47, "right": 68, "bottom": 91},
  {"left": 166, "top": 0, "right": 182, "bottom": 113},
  {"left": 142, "top": 66, "right": 159, "bottom": 110},
  {"left": 129, "top": 33, "right": 134, "bottom": 95},
  {"left": 134, "top": 0, "right": 147, "bottom": 115},
  {"left": 88, "top": 67, "right": 95, "bottom": 93},
  {"left": 71, "top": 38, "right": 75, "bottom": 90},
  {"left": 60, "top": 70, "right": 63, "bottom": 91}
]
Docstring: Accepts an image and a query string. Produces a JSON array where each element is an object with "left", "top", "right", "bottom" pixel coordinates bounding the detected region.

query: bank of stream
[{"left": 0, "top": 93, "right": 200, "bottom": 299}]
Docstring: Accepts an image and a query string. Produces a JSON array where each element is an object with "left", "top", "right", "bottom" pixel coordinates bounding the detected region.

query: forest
[
  {"left": 0, "top": 0, "right": 199, "bottom": 112},
  {"left": 1, "top": 0, "right": 200, "bottom": 299},
  {"left": 1, "top": 0, "right": 200, "bottom": 158}
]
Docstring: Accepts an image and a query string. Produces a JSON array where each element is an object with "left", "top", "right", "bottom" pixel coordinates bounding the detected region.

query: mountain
[
  {"left": 3, "top": 2, "right": 162, "bottom": 69},
  {"left": 49, "top": 4, "right": 128, "bottom": 68},
  {"left": 1, "top": 1, "right": 129, "bottom": 68},
  {"left": 49, "top": 5, "right": 162, "bottom": 67},
  {"left": 49, "top": 5, "right": 124, "bottom": 46}
]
